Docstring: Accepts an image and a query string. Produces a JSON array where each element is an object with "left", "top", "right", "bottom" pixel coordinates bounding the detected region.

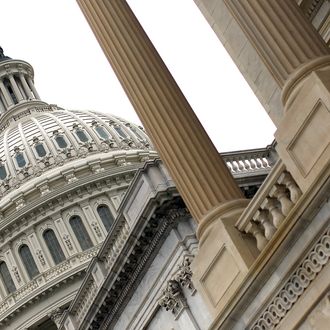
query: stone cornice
[{"left": 59, "top": 160, "right": 190, "bottom": 329}]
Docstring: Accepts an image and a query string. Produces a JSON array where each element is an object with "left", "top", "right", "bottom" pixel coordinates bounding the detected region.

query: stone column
[
  {"left": 76, "top": 0, "right": 244, "bottom": 224},
  {"left": 76, "top": 1, "right": 257, "bottom": 320},
  {"left": 8, "top": 75, "right": 24, "bottom": 102},
  {"left": 0, "top": 80, "right": 13, "bottom": 107},
  {"left": 19, "top": 73, "right": 34, "bottom": 99},
  {"left": 224, "top": 0, "right": 329, "bottom": 88},
  {"left": 27, "top": 77, "right": 40, "bottom": 99},
  {"left": 222, "top": 0, "right": 330, "bottom": 193}
]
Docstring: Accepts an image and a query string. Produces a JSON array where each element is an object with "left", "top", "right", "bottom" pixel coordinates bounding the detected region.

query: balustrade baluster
[
  {"left": 254, "top": 209, "right": 276, "bottom": 240},
  {"left": 262, "top": 197, "right": 285, "bottom": 228},
  {"left": 278, "top": 172, "right": 302, "bottom": 203},
  {"left": 271, "top": 185, "right": 294, "bottom": 216},
  {"left": 248, "top": 222, "right": 268, "bottom": 251}
]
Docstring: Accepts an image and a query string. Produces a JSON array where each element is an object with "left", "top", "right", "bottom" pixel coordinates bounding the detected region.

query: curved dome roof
[{"left": 0, "top": 104, "right": 151, "bottom": 196}]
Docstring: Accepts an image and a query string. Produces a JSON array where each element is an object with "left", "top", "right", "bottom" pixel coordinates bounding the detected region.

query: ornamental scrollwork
[
  {"left": 175, "top": 255, "right": 195, "bottom": 292},
  {"left": 158, "top": 279, "right": 187, "bottom": 317},
  {"left": 251, "top": 226, "right": 330, "bottom": 329}
]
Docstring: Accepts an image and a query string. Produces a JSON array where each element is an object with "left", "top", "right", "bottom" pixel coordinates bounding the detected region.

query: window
[
  {"left": 0, "top": 165, "right": 7, "bottom": 180},
  {"left": 76, "top": 129, "right": 89, "bottom": 142},
  {"left": 97, "top": 205, "right": 114, "bottom": 232},
  {"left": 95, "top": 126, "right": 109, "bottom": 140},
  {"left": 132, "top": 128, "right": 144, "bottom": 140},
  {"left": 19, "top": 245, "right": 39, "bottom": 279},
  {"left": 55, "top": 135, "right": 67, "bottom": 149},
  {"left": 114, "top": 126, "right": 127, "bottom": 138},
  {"left": 15, "top": 153, "right": 26, "bottom": 168},
  {"left": 43, "top": 229, "right": 66, "bottom": 265},
  {"left": 69, "top": 216, "right": 93, "bottom": 251},
  {"left": 0, "top": 262, "right": 16, "bottom": 294},
  {"left": 35, "top": 143, "right": 46, "bottom": 157}
]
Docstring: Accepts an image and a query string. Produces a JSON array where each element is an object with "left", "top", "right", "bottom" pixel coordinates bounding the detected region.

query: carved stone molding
[
  {"left": 174, "top": 255, "right": 195, "bottom": 293},
  {"left": 49, "top": 306, "right": 66, "bottom": 327},
  {"left": 159, "top": 280, "right": 187, "bottom": 318},
  {"left": 250, "top": 225, "right": 330, "bottom": 329}
]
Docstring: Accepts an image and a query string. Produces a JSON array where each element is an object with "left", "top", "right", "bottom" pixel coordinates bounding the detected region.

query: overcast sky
[{"left": 1, "top": 0, "right": 275, "bottom": 152}]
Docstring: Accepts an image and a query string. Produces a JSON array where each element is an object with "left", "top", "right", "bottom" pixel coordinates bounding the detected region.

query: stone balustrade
[
  {"left": 236, "top": 161, "right": 302, "bottom": 251},
  {"left": 222, "top": 145, "right": 276, "bottom": 176}
]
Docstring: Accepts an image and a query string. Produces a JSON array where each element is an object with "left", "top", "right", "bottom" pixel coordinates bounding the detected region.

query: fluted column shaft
[
  {"left": 27, "top": 77, "right": 40, "bottom": 99},
  {"left": 76, "top": 0, "right": 243, "bottom": 222},
  {"left": 224, "top": 0, "right": 329, "bottom": 87},
  {"left": 9, "top": 75, "right": 24, "bottom": 102},
  {"left": 19, "top": 73, "right": 34, "bottom": 99},
  {"left": 0, "top": 81, "right": 13, "bottom": 107}
]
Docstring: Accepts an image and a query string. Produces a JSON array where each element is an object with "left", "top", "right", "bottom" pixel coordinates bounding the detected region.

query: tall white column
[
  {"left": 8, "top": 75, "right": 24, "bottom": 102},
  {"left": 0, "top": 80, "right": 13, "bottom": 107},
  {"left": 19, "top": 73, "right": 34, "bottom": 99},
  {"left": 27, "top": 77, "right": 40, "bottom": 99}
]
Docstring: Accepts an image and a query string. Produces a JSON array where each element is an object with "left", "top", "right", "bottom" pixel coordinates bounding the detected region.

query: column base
[
  {"left": 192, "top": 199, "right": 257, "bottom": 321},
  {"left": 276, "top": 59, "right": 330, "bottom": 193}
]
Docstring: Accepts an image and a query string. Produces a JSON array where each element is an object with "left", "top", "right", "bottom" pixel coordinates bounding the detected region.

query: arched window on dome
[
  {"left": 131, "top": 127, "right": 145, "bottom": 141},
  {"left": 19, "top": 245, "right": 39, "bottom": 279},
  {"left": 69, "top": 216, "right": 93, "bottom": 251},
  {"left": 32, "top": 137, "right": 47, "bottom": 158},
  {"left": 14, "top": 147, "right": 26, "bottom": 168},
  {"left": 0, "top": 261, "right": 16, "bottom": 294},
  {"left": 95, "top": 126, "right": 109, "bottom": 140},
  {"left": 97, "top": 205, "right": 114, "bottom": 232},
  {"left": 75, "top": 129, "right": 89, "bottom": 142},
  {"left": 0, "top": 162, "right": 7, "bottom": 180},
  {"left": 15, "top": 153, "right": 26, "bottom": 168},
  {"left": 35, "top": 143, "right": 47, "bottom": 157},
  {"left": 72, "top": 123, "right": 90, "bottom": 143},
  {"left": 55, "top": 135, "right": 68, "bottom": 149},
  {"left": 114, "top": 125, "right": 127, "bottom": 138},
  {"left": 43, "top": 229, "right": 65, "bottom": 265},
  {"left": 109, "top": 120, "right": 127, "bottom": 139}
]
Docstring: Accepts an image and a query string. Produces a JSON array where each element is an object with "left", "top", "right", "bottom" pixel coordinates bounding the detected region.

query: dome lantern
[{"left": 0, "top": 47, "right": 44, "bottom": 114}]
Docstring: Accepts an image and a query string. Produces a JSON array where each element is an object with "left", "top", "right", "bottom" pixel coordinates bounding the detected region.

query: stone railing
[
  {"left": 236, "top": 161, "right": 302, "bottom": 251},
  {"left": 75, "top": 278, "right": 98, "bottom": 324},
  {"left": 221, "top": 145, "right": 276, "bottom": 176},
  {"left": 104, "top": 220, "right": 130, "bottom": 270},
  {"left": 0, "top": 246, "right": 99, "bottom": 320}
]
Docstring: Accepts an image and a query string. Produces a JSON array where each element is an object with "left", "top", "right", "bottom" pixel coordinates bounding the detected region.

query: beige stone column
[
  {"left": 223, "top": 0, "right": 330, "bottom": 193},
  {"left": 76, "top": 0, "right": 244, "bottom": 224},
  {"left": 224, "top": 0, "right": 329, "bottom": 88},
  {"left": 76, "top": 1, "right": 258, "bottom": 320}
]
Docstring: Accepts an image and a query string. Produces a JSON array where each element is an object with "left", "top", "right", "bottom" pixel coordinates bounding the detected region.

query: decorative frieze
[
  {"left": 175, "top": 255, "right": 195, "bottom": 292},
  {"left": 159, "top": 280, "right": 188, "bottom": 317},
  {"left": 250, "top": 226, "right": 330, "bottom": 329}
]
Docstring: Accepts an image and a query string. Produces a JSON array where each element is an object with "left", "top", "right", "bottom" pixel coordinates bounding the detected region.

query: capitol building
[{"left": 0, "top": 0, "right": 330, "bottom": 329}]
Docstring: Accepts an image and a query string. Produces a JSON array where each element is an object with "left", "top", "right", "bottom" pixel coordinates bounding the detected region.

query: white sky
[{"left": 1, "top": 0, "right": 275, "bottom": 152}]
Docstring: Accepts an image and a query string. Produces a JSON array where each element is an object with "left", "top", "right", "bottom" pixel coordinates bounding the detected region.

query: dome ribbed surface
[{"left": 0, "top": 105, "right": 151, "bottom": 195}]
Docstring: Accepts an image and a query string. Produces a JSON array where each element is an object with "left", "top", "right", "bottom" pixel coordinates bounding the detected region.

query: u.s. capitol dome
[{"left": 0, "top": 48, "right": 157, "bottom": 329}]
